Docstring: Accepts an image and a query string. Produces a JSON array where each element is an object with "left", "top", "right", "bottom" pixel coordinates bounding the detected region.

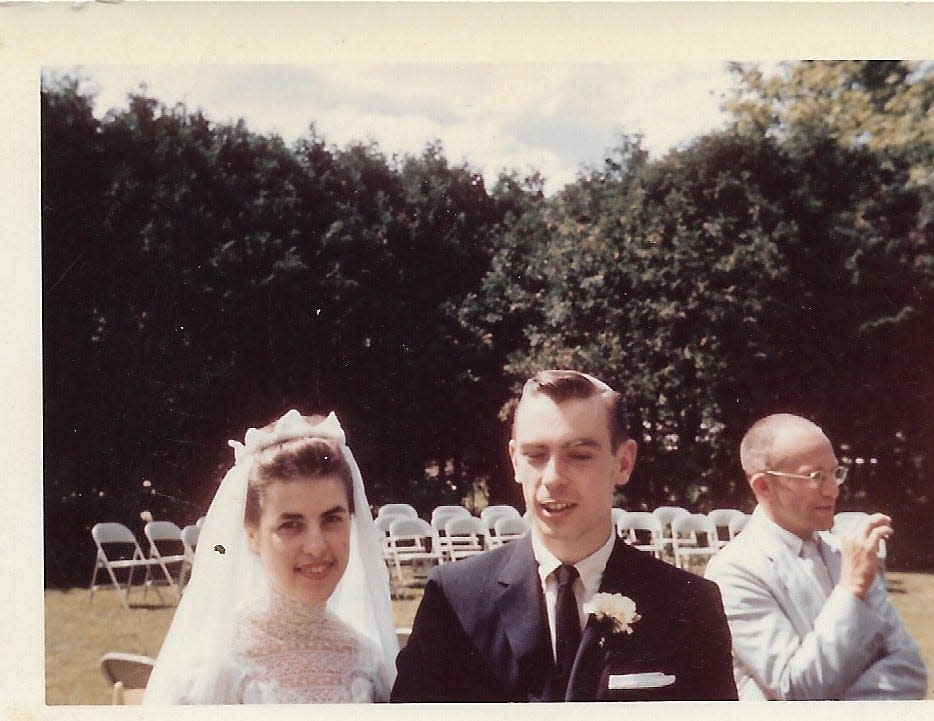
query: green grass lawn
[{"left": 46, "top": 572, "right": 934, "bottom": 704}]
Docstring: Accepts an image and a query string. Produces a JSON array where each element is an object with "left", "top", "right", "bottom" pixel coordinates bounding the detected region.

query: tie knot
[{"left": 555, "top": 564, "right": 579, "bottom": 588}]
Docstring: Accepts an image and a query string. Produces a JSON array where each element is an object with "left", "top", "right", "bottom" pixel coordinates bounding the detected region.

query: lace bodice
[{"left": 224, "top": 585, "right": 380, "bottom": 703}]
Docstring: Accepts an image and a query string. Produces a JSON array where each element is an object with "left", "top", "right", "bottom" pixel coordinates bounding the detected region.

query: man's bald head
[{"left": 740, "top": 414, "right": 828, "bottom": 480}]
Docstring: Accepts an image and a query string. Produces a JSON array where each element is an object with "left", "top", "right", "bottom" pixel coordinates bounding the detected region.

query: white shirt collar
[
  {"left": 531, "top": 526, "right": 616, "bottom": 594},
  {"left": 752, "top": 504, "right": 819, "bottom": 557},
  {"left": 531, "top": 527, "right": 617, "bottom": 657}
]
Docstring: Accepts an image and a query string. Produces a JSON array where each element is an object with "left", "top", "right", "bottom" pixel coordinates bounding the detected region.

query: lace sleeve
[
  {"left": 355, "top": 634, "right": 386, "bottom": 702},
  {"left": 172, "top": 656, "right": 248, "bottom": 705}
]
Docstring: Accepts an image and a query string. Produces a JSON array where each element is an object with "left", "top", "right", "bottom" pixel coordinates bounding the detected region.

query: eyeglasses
[{"left": 762, "top": 465, "right": 848, "bottom": 487}]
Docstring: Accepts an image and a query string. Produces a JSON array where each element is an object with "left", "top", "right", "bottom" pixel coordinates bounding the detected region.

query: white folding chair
[
  {"left": 489, "top": 516, "right": 530, "bottom": 547},
  {"left": 481, "top": 505, "right": 521, "bottom": 540},
  {"left": 100, "top": 652, "right": 154, "bottom": 705},
  {"left": 179, "top": 524, "right": 200, "bottom": 588},
  {"left": 372, "top": 513, "right": 408, "bottom": 596},
  {"left": 430, "top": 505, "right": 471, "bottom": 526},
  {"left": 615, "top": 511, "right": 664, "bottom": 559},
  {"left": 671, "top": 514, "right": 720, "bottom": 570},
  {"left": 374, "top": 513, "right": 406, "bottom": 541},
  {"left": 832, "top": 511, "right": 887, "bottom": 574},
  {"left": 377, "top": 503, "right": 419, "bottom": 520},
  {"left": 89, "top": 522, "right": 165, "bottom": 610},
  {"left": 431, "top": 507, "right": 473, "bottom": 558},
  {"left": 143, "top": 521, "right": 186, "bottom": 601},
  {"left": 396, "top": 627, "right": 413, "bottom": 648},
  {"left": 727, "top": 512, "right": 751, "bottom": 539},
  {"left": 480, "top": 505, "right": 521, "bottom": 523},
  {"left": 611, "top": 507, "right": 627, "bottom": 529},
  {"left": 444, "top": 516, "right": 487, "bottom": 559},
  {"left": 707, "top": 509, "right": 746, "bottom": 547},
  {"left": 387, "top": 518, "right": 445, "bottom": 586},
  {"left": 652, "top": 505, "right": 691, "bottom": 553}
]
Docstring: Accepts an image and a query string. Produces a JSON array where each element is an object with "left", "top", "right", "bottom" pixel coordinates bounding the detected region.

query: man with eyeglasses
[{"left": 705, "top": 413, "right": 927, "bottom": 700}]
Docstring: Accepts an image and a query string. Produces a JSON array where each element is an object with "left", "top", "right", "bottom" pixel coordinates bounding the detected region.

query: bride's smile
[{"left": 296, "top": 562, "right": 334, "bottom": 579}]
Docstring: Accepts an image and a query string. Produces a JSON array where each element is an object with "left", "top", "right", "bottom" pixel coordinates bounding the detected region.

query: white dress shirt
[{"left": 531, "top": 529, "right": 616, "bottom": 659}]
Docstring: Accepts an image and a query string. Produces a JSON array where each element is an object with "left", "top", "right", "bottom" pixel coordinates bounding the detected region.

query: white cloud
[
  {"left": 51, "top": 62, "right": 742, "bottom": 195},
  {"left": 314, "top": 105, "right": 447, "bottom": 153}
]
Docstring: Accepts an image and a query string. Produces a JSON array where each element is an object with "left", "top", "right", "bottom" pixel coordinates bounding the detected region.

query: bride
[{"left": 143, "top": 410, "right": 399, "bottom": 703}]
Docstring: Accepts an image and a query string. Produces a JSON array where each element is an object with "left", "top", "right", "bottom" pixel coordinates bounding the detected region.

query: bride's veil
[{"left": 143, "top": 411, "right": 399, "bottom": 704}]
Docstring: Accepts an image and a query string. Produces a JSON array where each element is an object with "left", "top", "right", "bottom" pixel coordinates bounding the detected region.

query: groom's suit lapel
[
  {"left": 566, "top": 537, "right": 644, "bottom": 701},
  {"left": 493, "top": 536, "right": 553, "bottom": 701}
]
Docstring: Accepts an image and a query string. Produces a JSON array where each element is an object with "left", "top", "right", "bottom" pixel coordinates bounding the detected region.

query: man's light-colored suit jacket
[{"left": 705, "top": 507, "right": 927, "bottom": 700}]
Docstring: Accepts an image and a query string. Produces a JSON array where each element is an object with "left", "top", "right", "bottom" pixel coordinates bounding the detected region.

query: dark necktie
[{"left": 551, "top": 564, "right": 581, "bottom": 701}]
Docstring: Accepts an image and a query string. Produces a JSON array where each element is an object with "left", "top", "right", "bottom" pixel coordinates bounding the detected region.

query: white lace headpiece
[
  {"left": 227, "top": 409, "right": 346, "bottom": 465},
  {"left": 144, "top": 410, "right": 398, "bottom": 704}
]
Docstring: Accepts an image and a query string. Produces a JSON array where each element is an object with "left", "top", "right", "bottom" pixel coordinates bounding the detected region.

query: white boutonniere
[{"left": 583, "top": 593, "right": 641, "bottom": 636}]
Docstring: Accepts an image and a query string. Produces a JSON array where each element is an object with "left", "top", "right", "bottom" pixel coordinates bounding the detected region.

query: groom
[{"left": 391, "top": 370, "right": 737, "bottom": 702}]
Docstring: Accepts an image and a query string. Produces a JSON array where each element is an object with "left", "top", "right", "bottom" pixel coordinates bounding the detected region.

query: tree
[
  {"left": 727, "top": 61, "right": 933, "bottom": 185},
  {"left": 319, "top": 141, "right": 506, "bottom": 509},
  {"left": 42, "top": 80, "right": 514, "bottom": 584},
  {"left": 41, "top": 81, "right": 357, "bottom": 583},
  {"left": 42, "top": 77, "right": 117, "bottom": 583},
  {"left": 471, "top": 78, "right": 931, "bottom": 545},
  {"left": 725, "top": 62, "right": 933, "bottom": 551},
  {"left": 471, "top": 134, "right": 799, "bottom": 508},
  {"left": 43, "top": 63, "right": 934, "bottom": 585}
]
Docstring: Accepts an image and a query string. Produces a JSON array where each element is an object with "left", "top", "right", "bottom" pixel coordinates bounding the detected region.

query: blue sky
[{"left": 54, "top": 61, "right": 742, "bottom": 195}]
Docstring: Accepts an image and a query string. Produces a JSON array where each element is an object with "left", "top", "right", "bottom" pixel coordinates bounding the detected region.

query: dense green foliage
[{"left": 43, "top": 62, "right": 933, "bottom": 585}]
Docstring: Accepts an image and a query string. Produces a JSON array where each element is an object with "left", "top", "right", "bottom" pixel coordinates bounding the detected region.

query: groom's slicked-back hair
[{"left": 514, "top": 369, "right": 630, "bottom": 449}]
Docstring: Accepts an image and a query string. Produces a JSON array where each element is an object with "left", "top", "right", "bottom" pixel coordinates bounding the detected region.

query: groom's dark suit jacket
[{"left": 391, "top": 535, "right": 737, "bottom": 702}]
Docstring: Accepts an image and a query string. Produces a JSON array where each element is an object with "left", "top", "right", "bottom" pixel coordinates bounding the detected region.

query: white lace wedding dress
[{"left": 198, "top": 585, "right": 383, "bottom": 704}]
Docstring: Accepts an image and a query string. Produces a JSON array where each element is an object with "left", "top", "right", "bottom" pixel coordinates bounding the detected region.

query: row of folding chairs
[
  {"left": 375, "top": 503, "right": 525, "bottom": 538},
  {"left": 374, "top": 502, "right": 886, "bottom": 578},
  {"left": 615, "top": 506, "right": 887, "bottom": 572},
  {"left": 373, "top": 504, "right": 530, "bottom": 587},
  {"left": 613, "top": 507, "right": 751, "bottom": 569},
  {"left": 89, "top": 519, "right": 202, "bottom": 609},
  {"left": 375, "top": 503, "right": 740, "bottom": 575}
]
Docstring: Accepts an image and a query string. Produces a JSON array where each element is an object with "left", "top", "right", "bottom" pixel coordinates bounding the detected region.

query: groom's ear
[{"left": 613, "top": 439, "right": 638, "bottom": 488}]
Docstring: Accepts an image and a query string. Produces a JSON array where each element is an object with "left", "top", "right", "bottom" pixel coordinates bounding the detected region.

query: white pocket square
[{"left": 608, "top": 672, "right": 676, "bottom": 690}]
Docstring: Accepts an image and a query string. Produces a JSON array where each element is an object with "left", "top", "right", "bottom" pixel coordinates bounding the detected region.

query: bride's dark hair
[{"left": 244, "top": 414, "right": 355, "bottom": 525}]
